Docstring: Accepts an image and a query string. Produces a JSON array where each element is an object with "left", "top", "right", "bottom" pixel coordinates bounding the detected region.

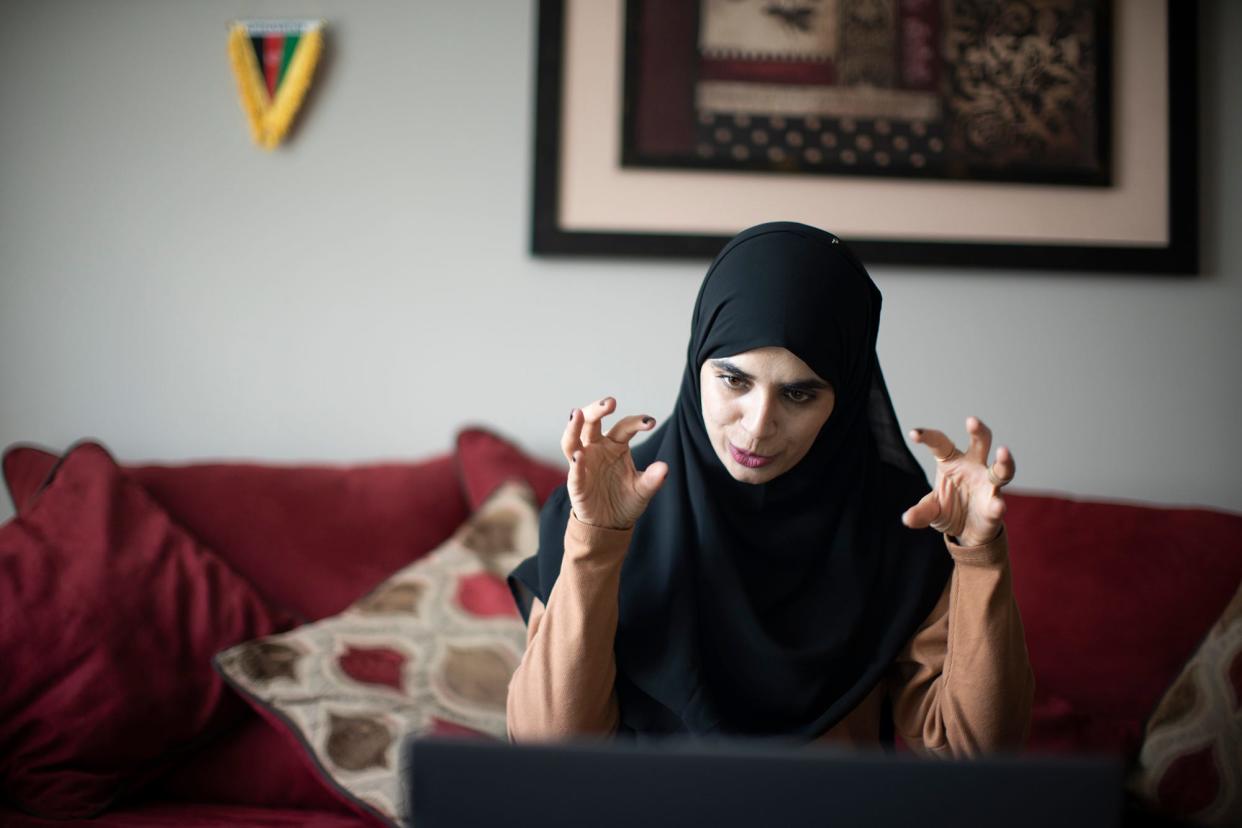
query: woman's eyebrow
[
  {"left": 784, "top": 378, "right": 832, "bottom": 392},
  {"left": 711, "top": 359, "right": 751, "bottom": 378},
  {"left": 710, "top": 359, "right": 830, "bottom": 391}
]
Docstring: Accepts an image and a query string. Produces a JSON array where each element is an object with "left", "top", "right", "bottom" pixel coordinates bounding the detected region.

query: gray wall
[{"left": 2, "top": 0, "right": 1239, "bottom": 523}]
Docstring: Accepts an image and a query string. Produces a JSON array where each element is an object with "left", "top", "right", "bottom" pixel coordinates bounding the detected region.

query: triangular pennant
[{"left": 228, "top": 19, "right": 324, "bottom": 150}]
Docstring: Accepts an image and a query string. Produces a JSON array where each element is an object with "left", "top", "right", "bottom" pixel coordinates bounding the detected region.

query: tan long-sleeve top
[{"left": 507, "top": 514, "right": 1034, "bottom": 756}]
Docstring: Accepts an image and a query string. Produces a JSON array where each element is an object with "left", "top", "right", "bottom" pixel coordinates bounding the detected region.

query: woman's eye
[
  {"left": 785, "top": 389, "right": 813, "bottom": 404},
  {"left": 718, "top": 374, "right": 746, "bottom": 389}
]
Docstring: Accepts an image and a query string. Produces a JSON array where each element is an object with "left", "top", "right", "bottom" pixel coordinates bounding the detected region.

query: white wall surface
[{"left": 2, "top": 0, "right": 1239, "bottom": 523}]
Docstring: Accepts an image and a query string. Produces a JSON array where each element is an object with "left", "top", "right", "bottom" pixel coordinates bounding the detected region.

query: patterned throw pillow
[
  {"left": 1130, "top": 580, "right": 1242, "bottom": 826},
  {"left": 215, "top": 481, "right": 537, "bottom": 827}
]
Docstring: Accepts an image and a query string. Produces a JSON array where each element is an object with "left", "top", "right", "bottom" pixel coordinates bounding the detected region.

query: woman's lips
[{"left": 729, "top": 443, "right": 774, "bottom": 468}]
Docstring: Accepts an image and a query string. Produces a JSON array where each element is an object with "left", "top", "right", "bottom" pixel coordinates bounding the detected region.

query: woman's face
[{"left": 699, "top": 346, "right": 836, "bottom": 484}]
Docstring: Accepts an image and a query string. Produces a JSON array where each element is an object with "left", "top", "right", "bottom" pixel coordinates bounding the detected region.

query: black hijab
[{"left": 510, "top": 222, "right": 951, "bottom": 739}]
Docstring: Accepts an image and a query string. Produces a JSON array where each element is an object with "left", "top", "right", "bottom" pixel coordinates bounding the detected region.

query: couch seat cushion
[{"left": 0, "top": 803, "right": 374, "bottom": 827}]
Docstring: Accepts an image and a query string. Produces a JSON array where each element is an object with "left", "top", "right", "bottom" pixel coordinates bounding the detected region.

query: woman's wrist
[
  {"left": 570, "top": 509, "right": 634, "bottom": 532},
  {"left": 953, "top": 525, "right": 1003, "bottom": 548}
]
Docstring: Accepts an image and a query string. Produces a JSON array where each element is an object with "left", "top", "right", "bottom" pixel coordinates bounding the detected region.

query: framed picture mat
[{"left": 530, "top": 0, "right": 1198, "bottom": 273}]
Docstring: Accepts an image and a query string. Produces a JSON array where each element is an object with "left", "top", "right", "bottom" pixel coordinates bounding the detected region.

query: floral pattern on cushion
[
  {"left": 215, "top": 482, "right": 536, "bottom": 826},
  {"left": 1130, "top": 580, "right": 1242, "bottom": 826}
]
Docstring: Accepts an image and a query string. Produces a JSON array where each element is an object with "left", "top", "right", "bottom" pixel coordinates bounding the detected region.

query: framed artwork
[
  {"left": 530, "top": 0, "right": 1198, "bottom": 273},
  {"left": 623, "top": 0, "right": 1111, "bottom": 186}
]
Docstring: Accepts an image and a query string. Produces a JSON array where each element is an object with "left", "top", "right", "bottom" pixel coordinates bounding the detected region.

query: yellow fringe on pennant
[
  {"left": 227, "top": 24, "right": 269, "bottom": 146},
  {"left": 227, "top": 21, "right": 324, "bottom": 150}
]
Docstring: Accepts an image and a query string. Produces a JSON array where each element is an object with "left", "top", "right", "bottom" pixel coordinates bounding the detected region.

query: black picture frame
[{"left": 530, "top": 0, "right": 1199, "bottom": 274}]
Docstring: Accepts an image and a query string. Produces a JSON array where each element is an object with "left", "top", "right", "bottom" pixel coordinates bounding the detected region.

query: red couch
[{"left": 2, "top": 428, "right": 1239, "bottom": 826}]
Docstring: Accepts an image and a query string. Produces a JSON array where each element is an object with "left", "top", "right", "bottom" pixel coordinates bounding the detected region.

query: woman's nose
[{"left": 741, "top": 393, "right": 778, "bottom": 439}]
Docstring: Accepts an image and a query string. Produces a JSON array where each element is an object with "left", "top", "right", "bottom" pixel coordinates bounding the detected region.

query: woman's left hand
[{"left": 901, "top": 416, "right": 1015, "bottom": 547}]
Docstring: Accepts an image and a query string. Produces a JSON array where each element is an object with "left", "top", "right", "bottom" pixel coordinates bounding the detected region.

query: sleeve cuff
[{"left": 945, "top": 524, "right": 1008, "bottom": 567}]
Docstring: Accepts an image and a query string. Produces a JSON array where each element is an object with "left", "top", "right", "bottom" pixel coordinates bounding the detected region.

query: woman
[{"left": 506, "top": 222, "right": 1033, "bottom": 754}]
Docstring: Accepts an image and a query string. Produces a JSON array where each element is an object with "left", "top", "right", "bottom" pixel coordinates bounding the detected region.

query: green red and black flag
[{"left": 227, "top": 19, "right": 325, "bottom": 150}]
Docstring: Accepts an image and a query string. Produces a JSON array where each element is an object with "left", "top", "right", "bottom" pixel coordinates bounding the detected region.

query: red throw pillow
[
  {"left": 1005, "top": 491, "right": 1242, "bottom": 757},
  {"left": 454, "top": 426, "right": 566, "bottom": 510},
  {"left": 1, "top": 444, "right": 57, "bottom": 514},
  {"left": 0, "top": 442, "right": 298, "bottom": 819},
  {"left": 2, "top": 442, "right": 471, "bottom": 810}
]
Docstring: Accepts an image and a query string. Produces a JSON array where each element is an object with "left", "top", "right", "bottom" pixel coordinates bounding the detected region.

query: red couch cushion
[
  {"left": 125, "top": 456, "right": 468, "bottom": 622},
  {"left": 3, "top": 445, "right": 471, "bottom": 622},
  {"left": 454, "top": 426, "right": 565, "bottom": 510},
  {"left": 153, "top": 718, "right": 347, "bottom": 813},
  {"left": 1004, "top": 491, "right": 1242, "bottom": 756},
  {"left": 0, "top": 442, "right": 299, "bottom": 819}
]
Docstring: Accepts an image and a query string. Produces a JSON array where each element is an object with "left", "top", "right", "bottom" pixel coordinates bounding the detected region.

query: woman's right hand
[{"left": 562, "top": 397, "right": 668, "bottom": 531}]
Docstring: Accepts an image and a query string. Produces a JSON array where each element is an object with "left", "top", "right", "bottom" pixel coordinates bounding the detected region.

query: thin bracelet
[{"left": 570, "top": 509, "right": 633, "bottom": 532}]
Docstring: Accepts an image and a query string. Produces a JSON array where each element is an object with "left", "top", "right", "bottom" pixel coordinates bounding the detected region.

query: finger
[
  {"left": 901, "top": 490, "right": 941, "bottom": 529},
  {"left": 581, "top": 396, "right": 615, "bottom": 444},
  {"left": 605, "top": 414, "right": 658, "bottom": 445},
  {"left": 990, "top": 445, "right": 1016, "bottom": 486},
  {"left": 568, "top": 448, "right": 586, "bottom": 492},
  {"left": 909, "top": 427, "right": 960, "bottom": 463},
  {"left": 562, "top": 407, "right": 585, "bottom": 463},
  {"left": 634, "top": 461, "right": 669, "bottom": 501},
  {"left": 965, "top": 416, "right": 993, "bottom": 465}
]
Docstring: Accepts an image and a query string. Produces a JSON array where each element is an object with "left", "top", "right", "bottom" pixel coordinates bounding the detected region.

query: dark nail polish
[
  {"left": 599, "top": 398, "right": 607, "bottom": 406},
  {"left": 569, "top": 409, "right": 574, "bottom": 420},
  {"left": 914, "top": 428, "right": 924, "bottom": 435},
  {"left": 642, "top": 417, "right": 653, "bottom": 424}
]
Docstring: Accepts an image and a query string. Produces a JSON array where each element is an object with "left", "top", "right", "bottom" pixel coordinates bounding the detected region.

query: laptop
[{"left": 402, "top": 737, "right": 1121, "bottom": 828}]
